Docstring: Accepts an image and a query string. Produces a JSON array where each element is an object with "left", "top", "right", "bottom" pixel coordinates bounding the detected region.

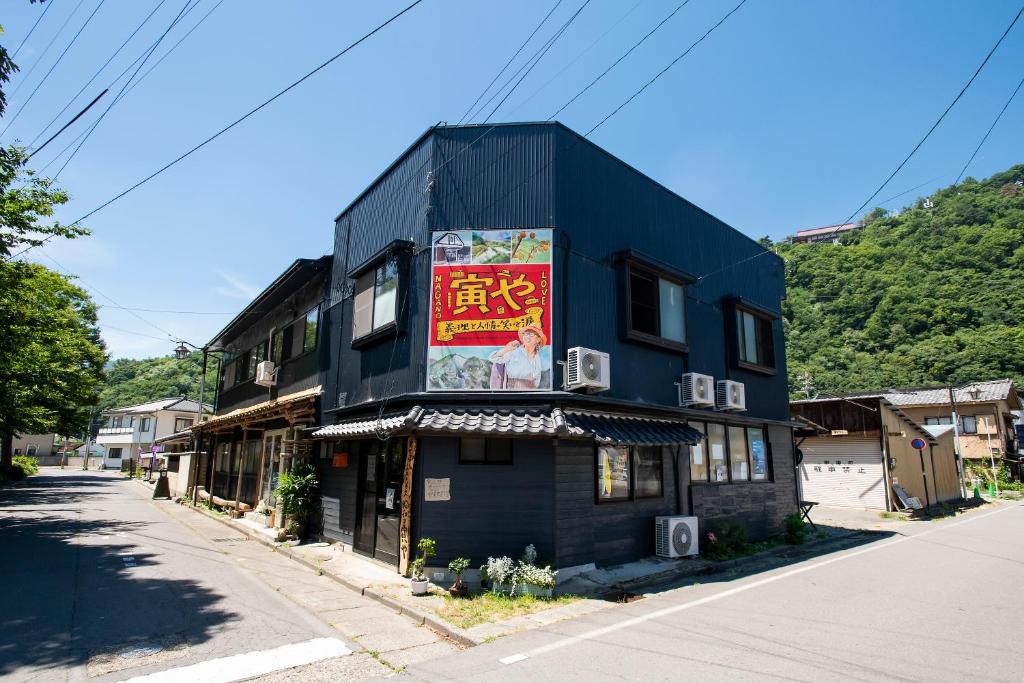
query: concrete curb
[
  {"left": 180, "top": 502, "right": 479, "bottom": 647},
  {"left": 614, "top": 529, "right": 867, "bottom": 593}
]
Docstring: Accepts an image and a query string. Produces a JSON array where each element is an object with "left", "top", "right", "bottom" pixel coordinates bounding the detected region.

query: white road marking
[
  {"left": 499, "top": 505, "right": 1018, "bottom": 665},
  {"left": 121, "top": 637, "right": 351, "bottom": 682}
]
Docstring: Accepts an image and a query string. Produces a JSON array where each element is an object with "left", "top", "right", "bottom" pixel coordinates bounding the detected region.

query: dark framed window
[
  {"left": 140, "top": 417, "right": 152, "bottom": 432},
  {"left": 110, "top": 416, "right": 123, "bottom": 428},
  {"left": 596, "top": 445, "right": 631, "bottom": 501},
  {"left": 596, "top": 445, "right": 664, "bottom": 501},
  {"left": 271, "top": 328, "right": 284, "bottom": 364},
  {"left": 129, "top": 416, "right": 136, "bottom": 427},
  {"left": 167, "top": 455, "right": 180, "bottom": 473},
  {"left": 634, "top": 447, "right": 664, "bottom": 498},
  {"left": 303, "top": 307, "right": 319, "bottom": 354},
  {"left": 961, "top": 416, "right": 978, "bottom": 434},
  {"left": 688, "top": 422, "right": 708, "bottom": 482},
  {"left": 109, "top": 447, "right": 123, "bottom": 459},
  {"left": 622, "top": 259, "right": 687, "bottom": 350},
  {"left": 234, "top": 355, "right": 246, "bottom": 384},
  {"left": 353, "top": 258, "right": 399, "bottom": 342},
  {"left": 734, "top": 306, "right": 776, "bottom": 371},
  {"left": 175, "top": 417, "right": 193, "bottom": 432},
  {"left": 707, "top": 423, "right": 728, "bottom": 482},
  {"left": 222, "top": 360, "right": 236, "bottom": 390},
  {"left": 747, "top": 426, "right": 770, "bottom": 481},
  {"left": 459, "top": 437, "right": 513, "bottom": 464}
]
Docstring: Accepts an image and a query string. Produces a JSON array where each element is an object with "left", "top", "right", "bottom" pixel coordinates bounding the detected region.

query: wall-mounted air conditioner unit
[
  {"left": 655, "top": 516, "right": 699, "bottom": 558},
  {"left": 255, "top": 361, "right": 277, "bottom": 387},
  {"left": 716, "top": 379, "right": 746, "bottom": 412},
  {"left": 679, "top": 372, "right": 715, "bottom": 407},
  {"left": 565, "top": 347, "right": 610, "bottom": 392}
]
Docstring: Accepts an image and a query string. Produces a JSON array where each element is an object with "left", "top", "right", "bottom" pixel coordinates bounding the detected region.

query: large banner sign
[{"left": 427, "top": 229, "right": 554, "bottom": 392}]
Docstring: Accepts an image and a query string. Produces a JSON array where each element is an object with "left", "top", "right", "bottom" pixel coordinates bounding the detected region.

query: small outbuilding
[{"left": 791, "top": 396, "right": 962, "bottom": 511}]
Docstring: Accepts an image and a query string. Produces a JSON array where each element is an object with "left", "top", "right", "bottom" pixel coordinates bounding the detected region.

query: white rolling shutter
[{"left": 799, "top": 437, "right": 886, "bottom": 510}]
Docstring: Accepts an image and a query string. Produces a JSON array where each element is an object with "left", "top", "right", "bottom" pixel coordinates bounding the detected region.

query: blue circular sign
[{"left": 910, "top": 438, "right": 927, "bottom": 450}]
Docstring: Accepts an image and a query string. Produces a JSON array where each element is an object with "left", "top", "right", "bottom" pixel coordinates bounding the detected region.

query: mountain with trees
[
  {"left": 778, "top": 164, "right": 1024, "bottom": 398},
  {"left": 98, "top": 353, "right": 217, "bottom": 412}
]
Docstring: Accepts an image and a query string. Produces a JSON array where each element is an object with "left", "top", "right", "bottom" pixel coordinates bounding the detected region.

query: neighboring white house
[{"left": 96, "top": 398, "right": 211, "bottom": 470}]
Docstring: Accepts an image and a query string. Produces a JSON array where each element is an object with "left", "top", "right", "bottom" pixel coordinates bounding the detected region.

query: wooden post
[
  {"left": 398, "top": 435, "right": 418, "bottom": 576},
  {"left": 255, "top": 433, "right": 268, "bottom": 505},
  {"left": 208, "top": 435, "right": 218, "bottom": 500},
  {"left": 234, "top": 428, "right": 248, "bottom": 514}
]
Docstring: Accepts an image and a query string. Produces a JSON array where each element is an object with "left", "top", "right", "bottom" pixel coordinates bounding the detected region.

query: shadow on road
[{"left": 0, "top": 474, "right": 240, "bottom": 679}]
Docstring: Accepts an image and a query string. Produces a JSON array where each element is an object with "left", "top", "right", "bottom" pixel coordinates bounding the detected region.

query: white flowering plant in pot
[{"left": 484, "top": 545, "right": 557, "bottom": 597}]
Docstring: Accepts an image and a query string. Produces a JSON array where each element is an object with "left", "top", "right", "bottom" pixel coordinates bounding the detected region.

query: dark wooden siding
[
  {"left": 414, "top": 436, "right": 555, "bottom": 566},
  {"left": 319, "top": 452, "right": 359, "bottom": 539},
  {"left": 554, "top": 441, "right": 685, "bottom": 568}
]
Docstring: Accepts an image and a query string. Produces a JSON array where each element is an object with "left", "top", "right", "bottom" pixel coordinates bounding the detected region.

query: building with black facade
[{"left": 309, "top": 122, "right": 798, "bottom": 576}]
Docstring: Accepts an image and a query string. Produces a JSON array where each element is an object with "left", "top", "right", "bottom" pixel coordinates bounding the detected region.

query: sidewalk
[{"left": 146, "top": 492, "right": 460, "bottom": 673}]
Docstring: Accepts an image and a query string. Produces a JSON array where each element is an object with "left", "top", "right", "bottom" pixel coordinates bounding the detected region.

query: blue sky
[{"left": 4, "top": 0, "right": 1023, "bottom": 359}]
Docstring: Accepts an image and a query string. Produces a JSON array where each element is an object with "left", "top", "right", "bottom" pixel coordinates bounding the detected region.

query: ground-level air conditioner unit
[
  {"left": 716, "top": 379, "right": 746, "bottom": 412},
  {"left": 655, "top": 516, "right": 699, "bottom": 558},
  {"left": 679, "top": 372, "right": 715, "bottom": 407},
  {"left": 255, "top": 361, "right": 277, "bottom": 387},
  {"left": 565, "top": 347, "right": 610, "bottom": 392}
]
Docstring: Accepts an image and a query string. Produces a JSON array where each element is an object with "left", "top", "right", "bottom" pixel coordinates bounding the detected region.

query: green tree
[
  {"left": 98, "top": 352, "right": 217, "bottom": 412},
  {"left": 0, "top": 263, "right": 107, "bottom": 468}
]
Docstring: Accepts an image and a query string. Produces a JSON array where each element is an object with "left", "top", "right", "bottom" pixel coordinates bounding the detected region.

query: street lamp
[{"left": 174, "top": 343, "right": 190, "bottom": 360}]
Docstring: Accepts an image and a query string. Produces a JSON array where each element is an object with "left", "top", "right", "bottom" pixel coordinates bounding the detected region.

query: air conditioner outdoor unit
[
  {"left": 255, "top": 360, "right": 277, "bottom": 387},
  {"left": 679, "top": 372, "right": 715, "bottom": 407},
  {"left": 655, "top": 516, "right": 699, "bottom": 558},
  {"left": 565, "top": 347, "right": 610, "bottom": 392},
  {"left": 716, "top": 379, "right": 746, "bottom": 412}
]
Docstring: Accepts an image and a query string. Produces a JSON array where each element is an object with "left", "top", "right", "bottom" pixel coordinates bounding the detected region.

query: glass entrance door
[
  {"left": 373, "top": 439, "right": 407, "bottom": 565},
  {"left": 353, "top": 440, "right": 379, "bottom": 556}
]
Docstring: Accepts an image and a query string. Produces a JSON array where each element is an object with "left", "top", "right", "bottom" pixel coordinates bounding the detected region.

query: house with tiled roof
[{"left": 97, "top": 397, "right": 211, "bottom": 470}]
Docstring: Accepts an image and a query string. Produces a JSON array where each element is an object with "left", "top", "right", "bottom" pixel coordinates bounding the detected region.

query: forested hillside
[
  {"left": 779, "top": 165, "right": 1024, "bottom": 398},
  {"left": 98, "top": 352, "right": 217, "bottom": 411}
]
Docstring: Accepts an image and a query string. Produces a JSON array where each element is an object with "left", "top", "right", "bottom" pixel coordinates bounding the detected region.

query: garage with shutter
[{"left": 799, "top": 437, "right": 887, "bottom": 510}]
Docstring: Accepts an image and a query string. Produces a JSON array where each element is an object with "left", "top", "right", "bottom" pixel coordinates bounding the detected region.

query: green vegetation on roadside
[{"left": 436, "top": 591, "right": 580, "bottom": 629}]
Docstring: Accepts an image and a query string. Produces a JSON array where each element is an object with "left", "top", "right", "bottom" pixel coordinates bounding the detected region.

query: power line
[
  {"left": 2, "top": 0, "right": 106, "bottom": 138},
  {"left": 11, "top": 0, "right": 57, "bottom": 60},
  {"left": 27, "top": 88, "right": 107, "bottom": 159},
  {"left": 955, "top": 71, "right": 1024, "bottom": 184},
  {"left": 456, "top": 0, "right": 564, "bottom": 125},
  {"left": 550, "top": 0, "right": 692, "bottom": 120},
  {"left": 102, "top": 323, "right": 175, "bottom": 342},
  {"left": 53, "top": 0, "right": 196, "bottom": 181},
  {"left": 8, "top": 0, "right": 86, "bottom": 99},
  {"left": 99, "top": 305, "right": 236, "bottom": 315},
  {"left": 484, "top": 0, "right": 592, "bottom": 123},
  {"left": 843, "top": 4, "right": 1024, "bottom": 224},
  {"left": 28, "top": 0, "right": 169, "bottom": 150},
  {"left": 62, "top": 0, "right": 427, "bottom": 228}
]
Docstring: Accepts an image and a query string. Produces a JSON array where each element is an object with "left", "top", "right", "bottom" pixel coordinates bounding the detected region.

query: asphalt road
[
  {"left": 0, "top": 469, "right": 344, "bottom": 682},
  {"left": 410, "top": 502, "right": 1024, "bottom": 682}
]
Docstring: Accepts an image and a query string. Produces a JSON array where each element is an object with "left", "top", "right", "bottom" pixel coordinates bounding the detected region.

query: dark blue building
[{"left": 309, "top": 122, "right": 798, "bottom": 576}]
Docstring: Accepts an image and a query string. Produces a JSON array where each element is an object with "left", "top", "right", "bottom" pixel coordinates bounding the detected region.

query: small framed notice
[{"left": 424, "top": 478, "right": 451, "bottom": 501}]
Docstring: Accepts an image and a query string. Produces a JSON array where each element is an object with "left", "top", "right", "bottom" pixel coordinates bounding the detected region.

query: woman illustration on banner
[{"left": 489, "top": 324, "right": 547, "bottom": 389}]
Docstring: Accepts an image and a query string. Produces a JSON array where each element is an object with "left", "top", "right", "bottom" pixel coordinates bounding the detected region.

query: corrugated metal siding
[
  {"left": 799, "top": 437, "right": 886, "bottom": 509},
  {"left": 553, "top": 125, "right": 789, "bottom": 420},
  {"left": 429, "top": 125, "right": 557, "bottom": 230}
]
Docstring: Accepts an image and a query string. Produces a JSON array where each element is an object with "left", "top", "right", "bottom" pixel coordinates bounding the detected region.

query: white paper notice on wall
[
  {"left": 424, "top": 478, "right": 451, "bottom": 502},
  {"left": 690, "top": 445, "right": 702, "bottom": 465},
  {"left": 711, "top": 444, "right": 725, "bottom": 461}
]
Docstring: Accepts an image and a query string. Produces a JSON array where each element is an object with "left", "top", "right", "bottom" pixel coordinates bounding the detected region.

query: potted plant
[
  {"left": 410, "top": 537, "right": 436, "bottom": 596},
  {"left": 448, "top": 557, "right": 471, "bottom": 597},
  {"left": 275, "top": 463, "right": 319, "bottom": 540},
  {"left": 483, "top": 556, "right": 515, "bottom": 594}
]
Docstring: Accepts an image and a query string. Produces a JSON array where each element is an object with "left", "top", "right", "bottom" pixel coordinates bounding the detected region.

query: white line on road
[
  {"left": 121, "top": 637, "right": 352, "bottom": 683},
  {"left": 500, "top": 504, "right": 1018, "bottom": 665}
]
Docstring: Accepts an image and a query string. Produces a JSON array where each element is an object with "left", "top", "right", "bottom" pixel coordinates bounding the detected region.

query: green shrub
[
  {"left": 702, "top": 522, "right": 749, "bottom": 561},
  {"left": 783, "top": 513, "right": 808, "bottom": 544},
  {"left": 276, "top": 463, "right": 319, "bottom": 524},
  {"left": 13, "top": 455, "right": 39, "bottom": 476}
]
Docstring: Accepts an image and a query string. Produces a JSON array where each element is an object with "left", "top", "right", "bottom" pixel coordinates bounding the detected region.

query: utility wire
[
  {"left": 484, "top": 0, "right": 592, "bottom": 123},
  {"left": 955, "top": 71, "right": 1024, "bottom": 184},
  {"left": 27, "top": 88, "right": 107, "bottom": 159},
  {"left": 843, "top": 4, "right": 1024, "bottom": 224},
  {"left": 456, "top": 0, "right": 564, "bottom": 125},
  {"left": 550, "top": 0, "right": 691, "bottom": 120},
  {"left": 28, "top": 0, "right": 169, "bottom": 150},
  {"left": 8, "top": 0, "right": 85, "bottom": 99},
  {"left": 62, "top": 0, "right": 427, "bottom": 228},
  {"left": 53, "top": 0, "right": 195, "bottom": 181},
  {"left": 11, "top": 0, "right": 57, "bottom": 60},
  {"left": 2, "top": 0, "right": 106, "bottom": 137}
]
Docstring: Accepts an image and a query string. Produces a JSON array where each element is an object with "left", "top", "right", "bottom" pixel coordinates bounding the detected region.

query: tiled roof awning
[
  {"left": 562, "top": 411, "right": 703, "bottom": 446},
  {"left": 312, "top": 406, "right": 703, "bottom": 446}
]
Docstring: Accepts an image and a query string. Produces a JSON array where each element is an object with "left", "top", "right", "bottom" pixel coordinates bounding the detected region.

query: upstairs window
[
  {"left": 961, "top": 416, "right": 978, "bottom": 434},
  {"left": 618, "top": 252, "right": 691, "bottom": 352},
  {"left": 353, "top": 258, "right": 399, "bottom": 342},
  {"left": 728, "top": 300, "right": 777, "bottom": 373},
  {"left": 140, "top": 417, "right": 152, "bottom": 432},
  {"left": 303, "top": 307, "right": 319, "bottom": 354},
  {"left": 459, "top": 437, "right": 513, "bottom": 464},
  {"left": 175, "top": 417, "right": 193, "bottom": 432}
]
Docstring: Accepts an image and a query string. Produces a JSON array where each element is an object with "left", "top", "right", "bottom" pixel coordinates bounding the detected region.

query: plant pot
[
  {"left": 411, "top": 578, "right": 430, "bottom": 596},
  {"left": 490, "top": 583, "right": 552, "bottom": 598},
  {"left": 449, "top": 579, "right": 469, "bottom": 598}
]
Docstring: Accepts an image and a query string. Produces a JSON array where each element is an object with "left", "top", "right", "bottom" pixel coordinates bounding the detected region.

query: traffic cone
[
  {"left": 988, "top": 482, "right": 996, "bottom": 497},
  {"left": 973, "top": 482, "right": 982, "bottom": 499}
]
